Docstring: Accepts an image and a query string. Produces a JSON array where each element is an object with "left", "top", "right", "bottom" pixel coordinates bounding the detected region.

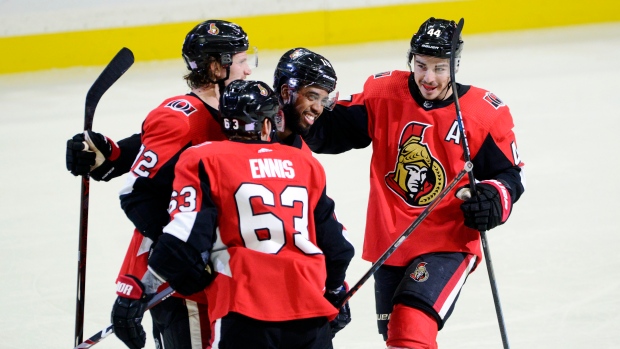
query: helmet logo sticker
[
  {"left": 385, "top": 122, "right": 446, "bottom": 207},
  {"left": 410, "top": 262, "right": 429, "bottom": 282},
  {"left": 207, "top": 23, "right": 220, "bottom": 35},
  {"left": 289, "top": 49, "right": 304, "bottom": 60},
  {"left": 165, "top": 99, "right": 197, "bottom": 116},
  {"left": 258, "top": 84, "right": 268, "bottom": 96}
]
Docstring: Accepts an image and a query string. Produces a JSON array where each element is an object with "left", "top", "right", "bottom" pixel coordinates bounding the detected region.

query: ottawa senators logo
[
  {"left": 165, "top": 99, "right": 197, "bottom": 116},
  {"left": 289, "top": 49, "right": 305, "bottom": 60},
  {"left": 410, "top": 262, "right": 429, "bottom": 282},
  {"left": 207, "top": 23, "right": 220, "bottom": 35},
  {"left": 385, "top": 122, "right": 446, "bottom": 206},
  {"left": 258, "top": 84, "right": 268, "bottom": 96}
]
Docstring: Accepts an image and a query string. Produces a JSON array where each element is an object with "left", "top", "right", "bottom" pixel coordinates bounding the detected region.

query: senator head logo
[
  {"left": 258, "top": 84, "right": 269, "bottom": 96},
  {"left": 385, "top": 122, "right": 445, "bottom": 207},
  {"left": 208, "top": 23, "right": 220, "bottom": 35},
  {"left": 410, "top": 262, "right": 429, "bottom": 282}
]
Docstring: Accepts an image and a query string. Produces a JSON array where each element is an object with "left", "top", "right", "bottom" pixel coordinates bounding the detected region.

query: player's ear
[
  {"left": 281, "top": 84, "right": 291, "bottom": 101},
  {"left": 260, "top": 118, "right": 272, "bottom": 141}
]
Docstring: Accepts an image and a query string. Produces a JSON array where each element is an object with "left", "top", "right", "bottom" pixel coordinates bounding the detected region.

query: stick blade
[{"left": 84, "top": 47, "right": 134, "bottom": 130}]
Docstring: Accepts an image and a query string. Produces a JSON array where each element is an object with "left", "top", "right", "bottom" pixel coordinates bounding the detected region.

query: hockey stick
[
  {"left": 75, "top": 47, "right": 134, "bottom": 347},
  {"left": 337, "top": 161, "right": 473, "bottom": 309},
  {"left": 73, "top": 286, "right": 176, "bottom": 349},
  {"left": 450, "top": 18, "right": 510, "bottom": 349}
]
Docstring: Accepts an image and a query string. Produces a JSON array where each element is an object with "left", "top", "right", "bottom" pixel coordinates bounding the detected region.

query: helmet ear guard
[{"left": 219, "top": 53, "right": 233, "bottom": 68}]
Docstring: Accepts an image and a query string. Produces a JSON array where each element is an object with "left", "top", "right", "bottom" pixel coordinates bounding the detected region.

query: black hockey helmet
[
  {"left": 273, "top": 47, "right": 337, "bottom": 96},
  {"left": 408, "top": 17, "right": 463, "bottom": 64},
  {"left": 220, "top": 80, "right": 279, "bottom": 139},
  {"left": 182, "top": 20, "right": 249, "bottom": 72}
]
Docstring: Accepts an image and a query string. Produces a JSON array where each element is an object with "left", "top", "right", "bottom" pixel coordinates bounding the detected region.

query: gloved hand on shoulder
[{"left": 457, "top": 179, "right": 512, "bottom": 232}]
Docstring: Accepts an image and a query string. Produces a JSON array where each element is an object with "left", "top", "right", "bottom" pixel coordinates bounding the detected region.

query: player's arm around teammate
[{"left": 112, "top": 80, "right": 354, "bottom": 349}]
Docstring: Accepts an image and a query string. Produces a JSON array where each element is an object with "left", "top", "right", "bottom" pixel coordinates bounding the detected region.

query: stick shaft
[
  {"left": 74, "top": 47, "right": 134, "bottom": 346},
  {"left": 338, "top": 162, "right": 472, "bottom": 308},
  {"left": 450, "top": 18, "right": 510, "bottom": 349}
]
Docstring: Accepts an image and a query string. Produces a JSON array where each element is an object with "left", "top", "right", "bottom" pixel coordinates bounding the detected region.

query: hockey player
[
  {"left": 271, "top": 49, "right": 354, "bottom": 336},
  {"left": 75, "top": 19, "right": 254, "bottom": 349},
  {"left": 65, "top": 44, "right": 352, "bottom": 346},
  {"left": 111, "top": 80, "right": 355, "bottom": 349},
  {"left": 272, "top": 47, "right": 339, "bottom": 147},
  {"left": 303, "top": 17, "right": 526, "bottom": 348}
]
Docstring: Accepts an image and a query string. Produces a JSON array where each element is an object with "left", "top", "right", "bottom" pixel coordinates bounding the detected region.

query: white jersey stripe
[{"left": 438, "top": 255, "right": 477, "bottom": 319}]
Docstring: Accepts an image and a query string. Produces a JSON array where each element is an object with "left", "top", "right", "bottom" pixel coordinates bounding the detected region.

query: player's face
[
  {"left": 413, "top": 55, "right": 452, "bottom": 100},
  {"left": 222, "top": 52, "right": 253, "bottom": 85},
  {"left": 291, "top": 85, "right": 330, "bottom": 131}
]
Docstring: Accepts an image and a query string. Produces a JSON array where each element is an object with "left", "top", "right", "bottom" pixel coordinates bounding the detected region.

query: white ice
[{"left": 1, "top": 22, "right": 619, "bottom": 349}]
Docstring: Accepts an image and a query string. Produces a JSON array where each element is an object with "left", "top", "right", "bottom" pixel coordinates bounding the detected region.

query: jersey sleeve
[
  {"left": 470, "top": 101, "right": 525, "bottom": 203},
  {"left": 90, "top": 133, "right": 141, "bottom": 181},
  {"left": 119, "top": 106, "right": 193, "bottom": 240},
  {"left": 148, "top": 148, "right": 218, "bottom": 282},
  {"left": 313, "top": 185, "right": 355, "bottom": 290},
  {"left": 304, "top": 91, "right": 372, "bottom": 154}
]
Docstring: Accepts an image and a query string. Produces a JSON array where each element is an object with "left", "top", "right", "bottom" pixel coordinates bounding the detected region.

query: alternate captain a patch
[{"left": 385, "top": 122, "right": 446, "bottom": 207}]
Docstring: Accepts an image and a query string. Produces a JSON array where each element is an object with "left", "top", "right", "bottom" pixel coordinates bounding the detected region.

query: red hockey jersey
[
  {"left": 118, "top": 93, "right": 225, "bottom": 303},
  {"left": 305, "top": 70, "right": 525, "bottom": 267},
  {"left": 158, "top": 139, "right": 354, "bottom": 322}
]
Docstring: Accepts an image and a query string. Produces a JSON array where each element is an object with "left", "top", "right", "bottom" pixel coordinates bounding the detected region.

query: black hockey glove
[
  {"left": 111, "top": 275, "right": 152, "bottom": 349},
  {"left": 66, "top": 133, "right": 95, "bottom": 176},
  {"left": 66, "top": 130, "right": 119, "bottom": 177},
  {"left": 458, "top": 180, "right": 512, "bottom": 232},
  {"left": 166, "top": 256, "right": 216, "bottom": 296},
  {"left": 324, "top": 283, "right": 351, "bottom": 338},
  {"left": 148, "top": 234, "right": 217, "bottom": 296}
]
